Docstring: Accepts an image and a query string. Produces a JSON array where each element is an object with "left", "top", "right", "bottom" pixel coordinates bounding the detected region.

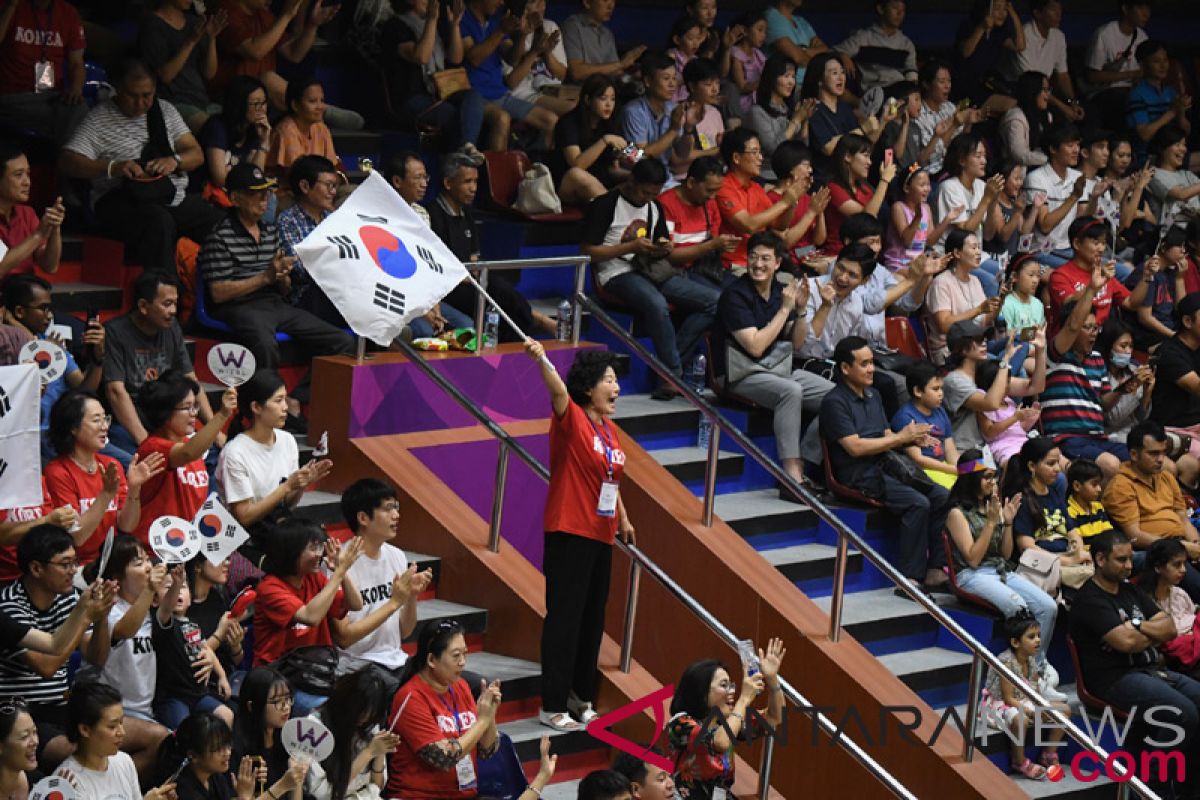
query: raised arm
[{"left": 525, "top": 340, "right": 569, "bottom": 416}]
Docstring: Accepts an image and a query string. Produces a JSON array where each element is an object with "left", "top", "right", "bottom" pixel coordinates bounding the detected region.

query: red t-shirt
[
  {"left": 767, "top": 190, "right": 817, "bottom": 261},
  {"left": 252, "top": 573, "right": 345, "bottom": 666},
  {"left": 43, "top": 454, "right": 128, "bottom": 565},
  {"left": 543, "top": 402, "right": 624, "bottom": 545},
  {"left": 0, "top": 479, "right": 52, "bottom": 581},
  {"left": 214, "top": 0, "right": 277, "bottom": 93},
  {"left": 0, "top": 205, "right": 42, "bottom": 275},
  {"left": 0, "top": 0, "right": 85, "bottom": 95},
  {"left": 1046, "top": 259, "right": 1131, "bottom": 336},
  {"left": 1183, "top": 256, "right": 1200, "bottom": 296},
  {"left": 657, "top": 187, "right": 720, "bottom": 271},
  {"left": 825, "top": 181, "right": 875, "bottom": 256},
  {"left": 716, "top": 172, "right": 776, "bottom": 268},
  {"left": 386, "top": 677, "right": 479, "bottom": 800},
  {"left": 132, "top": 436, "right": 210, "bottom": 546}
]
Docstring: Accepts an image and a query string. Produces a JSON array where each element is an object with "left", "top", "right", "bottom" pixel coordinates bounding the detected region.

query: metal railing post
[
  {"left": 571, "top": 269, "right": 585, "bottom": 346},
  {"left": 487, "top": 441, "right": 510, "bottom": 552},
  {"left": 701, "top": 421, "right": 720, "bottom": 527},
  {"left": 962, "top": 653, "right": 985, "bottom": 762},
  {"left": 619, "top": 559, "right": 641, "bottom": 673},
  {"left": 757, "top": 734, "right": 776, "bottom": 800},
  {"left": 474, "top": 268, "right": 489, "bottom": 354},
  {"left": 827, "top": 533, "right": 850, "bottom": 643},
  {"left": 355, "top": 336, "right": 367, "bottom": 362}
]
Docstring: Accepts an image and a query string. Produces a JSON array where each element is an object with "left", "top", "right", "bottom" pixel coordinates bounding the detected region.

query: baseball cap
[
  {"left": 947, "top": 319, "right": 993, "bottom": 350},
  {"left": 226, "top": 163, "right": 277, "bottom": 193}
]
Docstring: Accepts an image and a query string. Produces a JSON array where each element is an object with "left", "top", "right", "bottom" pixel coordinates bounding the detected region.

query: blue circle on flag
[{"left": 360, "top": 226, "right": 417, "bottom": 280}]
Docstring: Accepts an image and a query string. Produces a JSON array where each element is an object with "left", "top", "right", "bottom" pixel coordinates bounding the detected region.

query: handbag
[
  {"left": 689, "top": 202, "right": 727, "bottom": 285},
  {"left": 726, "top": 340, "right": 793, "bottom": 385},
  {"left": 630, "top": 200, "right": 681, "bottom": 285},
  {"left": 1059, "top": 562, "right": 1094, "bottom": 590},
  {"left": 514, "top": 162, "right": 562, "bottom": 215},
  {"left": 124, "top": 100, "right": 177, "bottom": 205},
  {"left": 1015, "top": 548, "right": 1062, "bottom": 596},
  {"left": 272, "top": 644, "right": 338, "bottom": 696},
  {"left": 432, "top": 67, "right": 470, "bottom": 100}
]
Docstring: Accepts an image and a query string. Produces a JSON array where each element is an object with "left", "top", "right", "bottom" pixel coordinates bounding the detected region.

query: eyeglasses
[
  {"left": 87, "top": 415, "right": 113, "bottom": 428},
  {"left": 1081, "top": 324, "right": 1101, "bottom": 333},
  {"left": 248, "top": 100, "right": 268, "bottom": 109},
  {"left": 43, "top": 558, "right": 79, "bottom": 571},
  {"left": 174, "top": 403, "right": 200, "bottom": 415},
  {"left": 267, "top": 695, "right": 294, "bottom": 708},
  {"left": 313, "top": 179, "right": 339, "bottom": 191}
]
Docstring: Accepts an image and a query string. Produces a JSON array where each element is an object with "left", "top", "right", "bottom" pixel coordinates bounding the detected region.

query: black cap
[
  {"left": 226, "top": 163, "right": 277, "bottom": 193},
  {"left": 947, "top": 319, "right": 992, "bottom": 350},
  {"left": 1178, "top": 292, "right": 1200, "bottom": 320}
]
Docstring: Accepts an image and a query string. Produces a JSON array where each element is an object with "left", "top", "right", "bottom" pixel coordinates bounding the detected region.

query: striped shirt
[
  {"left": 63, "top": 99, "right": 190, "bottom": 205},
  {"left": 198, "top": 212, "right": 279, "bottom": 304},
  {"left": 0, "top": 581, "right": 80, "bottom": 705},
  {"left": 1067, "top": 495, "right": 1114, "bottom": 540},
  {"left": 1041, "top": 342, "right": 1111, "bottom": 440}
]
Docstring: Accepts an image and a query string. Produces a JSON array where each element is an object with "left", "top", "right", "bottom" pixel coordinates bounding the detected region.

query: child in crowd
[
  {"left": 1000, "top": 254, "right": 1046, "bottom": 337},
  {"left": 883, "top": 163, "right": 961, "bottom": 272},
  {"left": 981, "top": 612, "right": 1070, "bottom": 782},
  {"left": 1141, "top": 538, "right": 1200, "bottom": 674},
  {"left": 668, "top": 16, "right": 707, "bottom": 103},
  {"left": 1065, "top": 459, "right": 1113, "bottom": 545},
  {"left": 975, "top": 360, "right": 1041, "bottom": 468},
  {"left": 891, "top": 362, "right": 959, "bottom": 488},
  {"left": 730, "top": 11, "right": 768, "bottom": 117}
]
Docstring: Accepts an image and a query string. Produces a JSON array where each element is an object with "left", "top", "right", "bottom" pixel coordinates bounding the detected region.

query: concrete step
[
  {"left": 876, "top": 646, "right": 975, "bottom": 696},
  {"left": 811, "top": 588, "right": 944, "bottom": 651},
  {"left": 612, "top": 392, "right": 700, "bottom": 439},
  {"left": 414, "top": 597, "right": 488, "bottom": 638},
  {"left": 296, "top": 489, "right": 343, "bottom": 524},
  {"left": 468, "top": 651, "right": 542, "bottom": 702},
  {"left": 713, "top": 488, "right": 815, "bottom": 542},
  {"left": 760, "top": 542, "right": 862, "bottom": 584},
  {"left": 499, "top": 715, "right": 601, "bottom": 763},
  {"left": 539, "top": 780, "right": 581, "bottom": 800},
  {"left": 646, "top": 445, "right": 744, "bottom": 484},
  {"left": 50, "top": 281, "right": 122, "bottom": 314}
]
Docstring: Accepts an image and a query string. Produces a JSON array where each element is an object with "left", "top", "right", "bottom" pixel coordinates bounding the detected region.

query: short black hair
[
  {"left": 769, "top": 140, "right": 812, "bottom": 182},
  {"left": 682, "top": 57, "right": 719, "bottom": 87},
  {"left": 137, "top": 370, "right": 201, "bottom": 432},
  {"left": 1003, "top": 609, "right": 1040, "bottom": 643},
  {"left": 263, "top": 517, "right": 327, "bottom": 577},
  {"left": 67, "top": 681, "right": 123, "bottom": 743},
  {"left": 1067, "top": 458, "right": 1103, "bottom": 490},
  {"left": 341, "top": 478, "right": 397, "bottom": 533},
  {"left": 1152, "top": 124, "right": 1188, "bottom": 158},
  {"left": 577, "top": 770, "right": 632, "bottom": 800},
  {"left": 746, "top": 230, "right": 785, "bottom": 259},
  {"left": 686, "top": 155, "right": 724, "bottom": 183},
  {"left": 631, "top": 156, "right": 668, "bottom": 186},
  {"left": 720, "top": 127, "right": 759, "bottom": 167},
  {"left": 1135, "top": 39, "right": 1167, "bottom": 64},
  {"left": 131, "top": 271, "right": 179, "bottom": 307},
  {"left": 288, "top": 155, "right": 338, "bottom": 196},
  {"left": 114, "top": 58, "right": 154, "bottom": 89},
  {"left": 639, "top": 50, "right": 675, "bottom": 82},
  {"left": 0, "top": 141, "right": 23, "bottom": 178},
  {"left": 611, "top": 751, "right": 651, "bottom": 785},
  {"left": 943, "top": 132, "right": 984, "bottom": 179},
  {"left": 833, "top": 335, "right": 871, "bottom": 370},
  {"left": 17, "top": 524, "right": 74, "bottom": 575},
  {"left": 1068, "top": 216, "right": 1112, "bottom": 246},
  {"left": 838, "top": 242, "right": 878, "bottom": 281},
  {"left": 1090, "top": 528, "right": 1131, "bottom": 559},
  {"left": 565, "top": 350, "right": 621, "bottom": 407},
  {"left": 1081, "top": 127, "right": 1112, "bottom": 151},
  {"left": 1042, "top": 122, "right": 1082, "bottom": 152},
  {"left": 49, "top": 390, "right": 100, "bottom": 458},
  {"left": 840, "top": 212, "right": 884, "bottom": 246},
  {"left": 1127, "top": 419, "right": 1167, "bottom": 453},
  {"left": 906, "top": 361, "right": 940, "bottom": 394},
  {"left": 285, "top": 75, "right": 323, "bottom": 115},
  {"left": 384, "top": 151, "right": 424, "bottom": 183},
  {"left": 945, "top": 227, "right": 975, "bottom": 257},
  {"left": 1, "top": 273, "right": 51, "bottom": 314}
]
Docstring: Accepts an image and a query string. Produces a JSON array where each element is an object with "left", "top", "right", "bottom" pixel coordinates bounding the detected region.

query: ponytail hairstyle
[
  {"left": 317, "top": 669, "right": 391, "bottom": 800},
  {"left": 1141, "top": 537, "right": 1188, "bottom": 597},
  {"left": 229, "top": 370, "right": 287, "bottom": 438},
  {"left": 155, "top": 712, "right": 233, "bottom": 787},
  {"left": 947, "top": 449, "right": 991, "bottom": 511},
  {"left": 1001, "top": 437, "right": 1060, "bottom": 524},
  {"left": 397, "top": 619, "right": 466, "bottom": 688},
  {"left": 82, "top": 533, "right": 144, "bottom": 585},
  {"left": 1003, "top": 608, "right": 1039, "bottom": 651}
]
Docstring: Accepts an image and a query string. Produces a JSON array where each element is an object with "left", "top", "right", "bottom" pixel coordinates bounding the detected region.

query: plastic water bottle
[
  {"left": 556, "top": 299, "right": 573, "bottom": 341},
  {"left": 697, "top": 411, "right": 713, "bottom": 451},
  {"left": 483, "top": 310, "right": 499, "bottom": 349},
  {"left": 690, "top": 354, "right": 707, "bottom": 394}
]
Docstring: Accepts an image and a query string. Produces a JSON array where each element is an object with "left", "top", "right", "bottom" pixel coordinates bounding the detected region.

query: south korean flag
[{"left": 294, "top": 171, "right": 469, "bottom": 346}]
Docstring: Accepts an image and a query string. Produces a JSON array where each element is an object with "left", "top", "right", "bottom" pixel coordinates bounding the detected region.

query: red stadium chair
[
  {"left": 887, "top": 316, "right": 928, "bottom": 360},
  {"left": 480, "top": 151, "right": 583, "bottom": 223},
  {"left": 820, "top": 438, "right": 884, "bottom": 509},
  {"left": 942, "top": 531, "right": 1000, "bottom": 613},
  {"left": 1067, "top": 634, "right": 1128, "bottom": 721}
]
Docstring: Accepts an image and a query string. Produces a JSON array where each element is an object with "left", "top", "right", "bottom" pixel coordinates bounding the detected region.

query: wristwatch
[{"left": 1131, "top": 617, "right": 1143, "bottom": 631}]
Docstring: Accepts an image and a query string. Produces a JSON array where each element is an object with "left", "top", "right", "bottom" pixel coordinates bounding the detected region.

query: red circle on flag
[
  {"left": 165, "top": 528, "right": 187, "bottom": 547},
  {"left": 198, "top": 515, "right": 222, "bottom": 538}
]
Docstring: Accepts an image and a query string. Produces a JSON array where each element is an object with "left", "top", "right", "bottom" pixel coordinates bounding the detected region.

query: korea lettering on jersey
[
  {"left": 593, "top": 436, "right": 626, "bottom": 466},
  {"left": 1068, "top": 278, "right": 1114, "bottom": 308},
  {"left": 176, "top": 463, "right": 209, "bottom": 490},
  {"left": 438, "top": 708, "right": 477, "bottom": 734},
  {"left": 360, "top": 582, "right": 392, "bottom": 606},
  {"left": 13, "top": 27, "right": 64, "bottom": 46},
  {"left": 3, "top": 505, "right": 43, "bottom": 523},
  {"left": 78, "top": 496, "right": 119, "bottom": 515}
]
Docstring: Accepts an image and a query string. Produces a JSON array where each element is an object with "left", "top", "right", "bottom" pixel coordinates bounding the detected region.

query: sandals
[
  {"left": 1014, "top": 757, "right": 1047, "bottom": 781},
  {"left": 1039, "top": 748, "right": 1061, "bottom": 769},
  {"left": 539, "top": 709, "right": 582, "bottom": 732}
]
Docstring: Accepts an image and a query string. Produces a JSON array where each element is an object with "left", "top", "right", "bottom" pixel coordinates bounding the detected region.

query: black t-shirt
[
  {"left": 714, "top": 274, "right": 795, "bottom": 380},
  {"left": 1151, "top": 335, "right": 1200, "bottom": 427},
  {"left": 380, "top": 16, "right": 427, "bottom": 99},
  {"left": 152, "top": 614, "right": 210, "bottom": 704},
  {"left": 552, "top": 108, "right": 619, "bottom": 185},
  {"left": 0, "top": 610, "right": 30, "bottom": 651},
  {"left": 189, "top": 586, "right": 235, "bottom": 674},
  {"left": 176, "top": 768, "right": 236, "bottom": 800},
  {"left": 1069, "top": 578, "right": 1162, "bottom": 697},
  {"left": 426, "top": 197, "right": 480, "bottom": 262}
]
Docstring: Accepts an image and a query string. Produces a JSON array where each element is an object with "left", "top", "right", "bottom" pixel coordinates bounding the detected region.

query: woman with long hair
[
  {"left": 1140, "top": 538, "right": 1200, "bottom": 674},
  {"left": 666, "top": 640, "right": 785, "bottom": 799},
  {"left": 1097, "top": 316, "right": 1152, "bottom": 443},
  {"left": 999, "top": 72, "right": 1052, "bottom": 168},
  {"left": 199, "top": 76, "right": 271, "bottom": 195},
  {"left": 936, "top": 132, "right": 1005, "bottom": 295},
  {"left": 1002, "top": 438, "right": 1078, "bottom": 560},
  {"left": 307, "top": 670, "right": 399, "bottom": 800},
  {"left": 553, "top": 74, "right": 628, "bottom": 207},
  {"left": 232, "top": 668, "right": 296, "bottom": 795},
  {"left": 946, "top": 450, "right": 1057, "bottom": 662},
  {"left": 386, "top": 620, "right": 501, "bottom": 798},
  {"left": 746, "top": 55, "right": 813, "bottom": 166},
  {"left": 824, "top": 132, "right": 895, "bottom": 255},
  {"left": 186, "top": 555, "right": 245, "bottom": 682}
]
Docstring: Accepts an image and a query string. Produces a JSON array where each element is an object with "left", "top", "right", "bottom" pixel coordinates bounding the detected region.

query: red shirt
[
  {"left": 657, "top": 187, "right": 720, "bottom": 271},
  {"left": 543, "top": 402, "right": 624, "bottom": 545},
  {"left": 252, "top": 573, "right": 345, "bottom": 666},
  {"left": 767, "top": 190, "right": 818, "bottom": 261},
  {"left": 716, "top": 172, "right": 775, "bottom": 268},
  {"left": 387, "top": 677, "right": 479, "bottom": 800},
  {"left": 0, "top": 478, "right": 52, "bottom": 581},
  {"left": 214, "top": 0, "right": 277, "bottom": 94},
  {"left": 1047, "top": 259, "right": 1131, "bottom": 336},
  {"left": 1183, "top": 256, "right": 1200, "bottom": 296},
  {"left": 43, "top": 454, "right": 127, "bottom": 565},
  {"left": 825, "top": 181, "right": 875, "bottom": 256},
  {"left": 0, "top": 0, "right": 85, "bottom": 95},
  {"left": 0, "top": 205, "right": 42, "bottom": 275},
  {"left": 132, "top": 435, "right": 210, "bottom": 546}
]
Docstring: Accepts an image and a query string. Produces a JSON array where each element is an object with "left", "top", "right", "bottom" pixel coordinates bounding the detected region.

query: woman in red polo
[{"left": 525, "top": 341, "right": 635, "bottom": 732}]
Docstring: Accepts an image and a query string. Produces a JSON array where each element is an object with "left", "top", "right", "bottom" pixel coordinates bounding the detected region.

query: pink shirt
[
  {"left": 731, "top": 46, "right": 766, "bottom": 115},
  {"left": 983, "top": 398, "right": 1027, "bottom": 466}
]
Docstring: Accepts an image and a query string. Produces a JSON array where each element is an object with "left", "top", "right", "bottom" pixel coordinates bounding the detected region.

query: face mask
[{"left": 1110, "top": 352, "right": 1132, "bottom": 369}]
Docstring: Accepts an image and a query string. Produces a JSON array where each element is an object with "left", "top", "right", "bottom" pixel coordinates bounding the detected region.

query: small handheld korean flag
[
  {"left": 283, "top": 717, "right": 335, "bottom": 764},
  {"left": 149, "top": 516, "right": 201, "bottom": 564},
  {"left": 20, "top": 340, "right": 67, "bottom": 386},
  {"left": 192, "top": 495, "right": 249, "bottom": 566},
  {"left": 0, "top": 364, "right": 42, "bottom": 509},
  {"left": 294, "top": 171, "right": 470, "bottom": 346},
  {"left": 30, "top": 775, "right": 79, "bottom": 800}
]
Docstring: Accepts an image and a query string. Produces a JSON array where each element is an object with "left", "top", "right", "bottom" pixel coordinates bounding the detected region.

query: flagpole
[{"left": 463, "top": 272, "right": 556, "bottom": 371}]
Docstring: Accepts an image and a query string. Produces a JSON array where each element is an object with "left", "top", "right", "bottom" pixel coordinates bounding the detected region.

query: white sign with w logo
[{"left": 0, "top": 365, "right": 41, "bottom": 509}]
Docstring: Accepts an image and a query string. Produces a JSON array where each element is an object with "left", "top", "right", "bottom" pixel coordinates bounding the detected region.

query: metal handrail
[
  {"left": 390, "top": 336, "right": 915, "bottom": 800},
  {"left": 469, "top": 257, "right": 589, "bottom": 350},
  {"left": 577, "top": 293, "right": 1160, "bottom": 799}
]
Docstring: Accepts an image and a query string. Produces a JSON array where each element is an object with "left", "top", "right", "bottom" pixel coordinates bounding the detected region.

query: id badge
[
  {"left": 596, "top": 479, "right": 619, "bottom": 517},
  {"left": 712, "top": 789, "right": 728, "bottom": 800},
  {"left": 455, "top": 756, "right": 477, "bottom": 790},
  {"left": 34, "top": 61, "right": 54, "bottom": 93}
]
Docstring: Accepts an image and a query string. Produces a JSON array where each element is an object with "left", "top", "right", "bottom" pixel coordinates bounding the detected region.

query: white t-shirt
[
  {"left": 101, "top": 598, "right": 156, "bottom": 719},
  {"left": 591, "top": 195, "right": 662, "bottom": 286},
  {"left": 1149, "top": 168, "right": 1200, "bottom": 223},
  {"left": 216, "top": 431, "right": 299, "bottom": 505},
  {"left": 1025, "top": 164, "right": 1083, "bottom": 251},
  {"left": 56, "top": 752, "right": 142, "bottom": 800},
  {"left": 935, "top": 177, "right": 987, "bottom": 247},
  {"left": 504, "top": 19, "right": 567, "bottom": 102},
  {"left": 342, "top": 541, "right": 409, "bottom": 669},
  {"left": 1085, "top": 20, "right": 1147, "bottom": 95},
  {"left": 1005, "top": 21, "right": 1067, "bottom": 81}
]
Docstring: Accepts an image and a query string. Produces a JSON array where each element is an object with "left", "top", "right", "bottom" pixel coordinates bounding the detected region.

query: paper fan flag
[
  {"left": 192, "top": 495, "right": 250, "bottom": 566},
  {"left": 30, "top": 775, "right": 79, "bottom": 800},
  {"left": 19, "top": 339, "right": 67, "bottom": 386},
  {"left": 283, "top": 716, "right": 335, "bottom": 764},
  {"left": 148, "top": 516, "right": 201, "bottom": 564}
]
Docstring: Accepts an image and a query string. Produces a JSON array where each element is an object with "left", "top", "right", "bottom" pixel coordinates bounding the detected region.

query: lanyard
[
  {"left": 442, "top": 691, "right": 462, "bottom": 734},
  {"left": 31, "top": 1, "right": 55, "bottom": 62},
  {"left": 587, "top": 416, "right": 616, "bottom": 480}
]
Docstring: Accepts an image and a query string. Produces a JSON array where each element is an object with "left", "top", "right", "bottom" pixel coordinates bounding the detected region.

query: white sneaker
[{"left": 539, "top": 709, "right": 582, "bottom": 731}]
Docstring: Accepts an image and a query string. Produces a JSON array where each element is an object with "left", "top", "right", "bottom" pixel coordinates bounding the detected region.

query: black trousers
[
  {"left": 443, "top": 273, "right": 536, "bottom": 342},
  {"left": 94, "top": 190, "right": 224, "bottom": 275},
  {"left": 541, "top": 531, "right": 612, "bottom": 712}
]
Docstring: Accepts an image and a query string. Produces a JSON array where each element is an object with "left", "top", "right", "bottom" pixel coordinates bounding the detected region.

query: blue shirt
[
  {"left": 764, "top": 7, "right": 817, "bottom": 83},
  {"left": 460, "top": 9, "right": 508, "bottom": 100},
  {"left": 276, "top": 203, "right": 326, "bottom": 301},
  {"left": 891, "top": 402, "right": 952, "bottom": 461},
  {"left": 619, "top": 97, "right": 676, "bottom": 174},
  {"left": 1126, "top": 80, "right": 1177, "bottom": 158},
  {"left": 821, "top": 382, "right": 889, "bottom": 487}
]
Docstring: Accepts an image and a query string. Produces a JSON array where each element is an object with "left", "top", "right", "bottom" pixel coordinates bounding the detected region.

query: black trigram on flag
[
  {"left": 0, "top": 459, "right": 7, "bottom": 479},
  {"left": 415, "top": 245, "right": 444, "bottom": 274},
  {"left": 0, "top": 386, "right": 8, "bottom": 418},
  {"left": 205, "top": 541, "right": 222, "bottom": 553},
  {"left": 328, "top": 235, "right": 359, "bottom": 260},
  {"left": 357, "top": 214, "right": 388, "bottom": 224},
  {"left": 373, "top": 283, "right": 406, "bottom": 315}
]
